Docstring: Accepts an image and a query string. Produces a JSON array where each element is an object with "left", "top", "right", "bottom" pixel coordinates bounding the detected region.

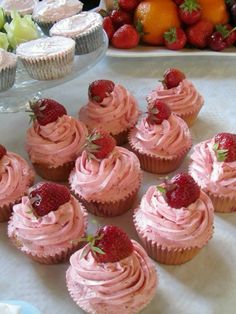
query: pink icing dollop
[
  {"left": 79, "top": 84, "right": 139, "bottom": 135},
  {"left": 129, "top": 113, "right": 192, "bottom": 157},
  {"left": 134, "top": 185, "right": 214, "bottom": 249},
  {"left": 189, "top": 139, "right": 236, "bottom": 197},
  {"left": 66, "top": 240, "right": 157, "bottom": 314},
  {"left": 8, "top": 195, "right": 87, "bottom": 255},
  {"left": 26, "top": 115, "right": 87, "bottom": 167},
  {"left": 0, "top": 152, "right": 34, "bottom": 207},
  {"left": 147, "top": 79, "right": 204, "bottom": 116},
  {"left": 69, "top": 147, "right": 141, "bottom": 202}
]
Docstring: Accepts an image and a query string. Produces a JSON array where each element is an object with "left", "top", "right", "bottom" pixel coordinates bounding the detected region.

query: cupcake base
[
  {"left": 112, "top": 129, "right": 129, "bottom": 146},
  {"left": 33, "top": 161, "right": 74, "bottom": 182},
  {"left": 207, "top": 191, "right": 236, "bottom": 213},
  {"left": 179, "top": 103, "right": 203, "bottom": 127},
  {"left": 0, "top": 203, "right": 15, "bottom": 222},
  {"left": 0, "top": 65, "right": 17, "bottom": 92}
]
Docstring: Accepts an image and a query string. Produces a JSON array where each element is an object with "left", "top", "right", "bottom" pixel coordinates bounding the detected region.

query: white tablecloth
[{"left": 1, "top": 54, "right": 236, "bottom": 314}]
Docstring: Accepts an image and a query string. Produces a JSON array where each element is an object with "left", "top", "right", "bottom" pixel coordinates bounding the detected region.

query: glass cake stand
[{"left": 0, "top": 32, "right": 108, "bottom": 113}]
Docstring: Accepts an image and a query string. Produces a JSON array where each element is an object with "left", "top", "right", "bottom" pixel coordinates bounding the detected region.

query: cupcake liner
[
  {"left": 33, "top": 19, "right": 55, "bottom": 36},
  {"left": 0, "top": 64, "right": 17, "bottom": 92},
  {"left": 112, "top": 129, "right": 129, "bottom": 146},
  {"left": 128, "top": 131, "right": 192, "bottom": 174},
  {"left": 33, "top": 161, "right": 75, "bottom": 182},
  {"left": 74, "top": 26, "right": 104, "bottom": 55},
  {"left": 179, "top": 103, "right": 203, "bottom": 127},
  {"left": 206, "top": 191, "right": 236, "bottom": 213}
]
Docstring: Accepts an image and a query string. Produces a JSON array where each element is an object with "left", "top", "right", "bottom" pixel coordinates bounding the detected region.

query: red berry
[
  {"left": 186, "top": 19, "right": 214, "bottom": 48},
  {"left": 88, "top": 79, "right": 115, "bottom": 103},
  {"left": 111, "top": 24, "right": 140, "bottom": 49},
  {"left": 163, "top": 27, "right": 187, "bottom": 50},
  {"left": 118, "top": 0, "right": 139, "bottom": 12},
  {"left": 103, "top": 16, "right": 115, "bottom": 40},
  {"left": 0, "top": 144, "right": 7, "bottom": 159},
  {"left": 86, "top": 129, "right": 116, "bottom": 159},
  {"left": 110, "top": 9, "right": 132, "bottom": 28},
  {"left": 92, "top": 225, "right": 134, "bottom": 263},
  {"left": 214, "top": 24, "right": 236, "bottom": 48},
  {"left": 208, "top": 31, "right": 226, "bottom": 51},
  {"left": 29, "top": 98, "right": 67, "bottom": 126},
  {"left": 163, "top": 68, "right": 186, "bottom": 89},
  {"left": 178, "top": 0, "right": 201, "bottom": 25},
  {"left": 147, "top": 100, "right": 171, "bottom": 125},
  {"left": 174, "top": 0, "right": 184, "bottom": 5},
  {"left": 29, "top": 182, "right": 71, "bottom": 217},
  {"left": 164, "top": 173, "right": 200, "bottom": 209},
  {"left": 213, "top": 132, "right": 236, "bottom": 162}
]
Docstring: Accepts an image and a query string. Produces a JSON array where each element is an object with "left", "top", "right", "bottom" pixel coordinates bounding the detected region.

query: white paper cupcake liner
[
  {"left": 75, "top": 26, "right": 104, "bottom": 55},
  {"left": 0, "top": 65, "right": 17, "bottom": 92}
]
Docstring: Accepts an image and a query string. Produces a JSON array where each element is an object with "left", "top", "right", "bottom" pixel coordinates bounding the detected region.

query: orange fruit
[
  {"left": 134, "top": 0, "right": 181, "bottom": 46},
  {"left": 198, "top": 0, "right": 229, "bottom": 25}
]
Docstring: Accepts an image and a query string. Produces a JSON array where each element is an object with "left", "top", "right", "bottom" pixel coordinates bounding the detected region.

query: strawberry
[
  {"left": 178, "top": 0, "right": 201, "bottom": 25},
  {"left": 147, "top": 100, "right": 171, "bottom": 125},
  {"left": 111, "top": 24, "right": 140, "bottom": 49},
  {"left": 162, "top": 68, "right": 186, "bottom": 89},
  {"left": 85, "top": 129, "right": 116, "bottom": 159},
  {"left": 29, "top": 182, "right": 71, "bottom": 217},
  {"left": 158, "top": 173, "right": 200, "bottom": 209},
  {"left": 118, "top": 0, "right": 139, "bottom": 12},
  {"left": 186, "top": 19, "right": 214, "bottom": 48},
  {"left": 88, "top": 79, "right": 115, "bottom": 103},
  {"left": 214, "top": 24, "right": 236, "bottom": 47},
  {"left": 163, "top": 27, "right": 187, "bottom": 50},
  {"left": 0, "top": 144, "right": 7, "bottom": 159},
  {"left": 29, "top": 98, "right": 67, "bottom": 126},
  {"left": 110, "top": 9, "right": 132, "bottom": 28},
  {"left": 86, "top": 225, "right": 134, "bottom": 263},
  {"left": 213, "top": 132, "right": 236, "bottom": 162},
  {"left": 208, "top": 31, "right": 227, "bottom": 51},
  {"left": 103, "top": 16, "right": 115, "bottom": 40}
]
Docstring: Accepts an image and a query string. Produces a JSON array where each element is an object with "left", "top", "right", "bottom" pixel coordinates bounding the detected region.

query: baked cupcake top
[
  {"left": 16, "top": 36, "right": 75, "bottom": 58},
  {"left": 8, "top": 182, "right": 87, "bottom": 255},
  {"left": 50, "top": 12, "right": 103, "bottom": 38},
  {"left": 32, "top": 0, "right": 83, "bottom": 23},
  {"left": 0, "top": 0, "right": 37, "bottom": 16},
  {"left": 0, "top": 145, "right": 35, "bottom": 207},
  {"left": 0, "top": 48, "right": 17, "bottom": 71},
  {"left": 189, "top": 133, "right": 236, "bottom": 197},
  {"left": 79, "top": 79, "right": 139, "bottom": 135},
  {"left": 134, "top": 174, "right": 214, "bottom": 249}
]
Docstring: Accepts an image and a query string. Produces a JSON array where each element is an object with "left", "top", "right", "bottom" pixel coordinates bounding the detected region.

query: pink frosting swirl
[
  {"left": 8, "top": 195, "right": 87, "bottom": 255},
  {"left": 0, "top": 152, "right": 35, "bottom": 207},
  {"left": 134, "top": 186, "right": 214, "bottom": 249},
  {"left": 69, "top": 147, "right": 141, "bottom": 202},
  {"left": 129, "top": 113, "right": 192, "bottom": 157},
  {"left": 79, "top": 84, "right": 139, "bottom": 135},
  {"left": 189, "top": 139, "right": 236, "bottom": 197},
  {"left": 66, "top": 240, "right": 157, "bottom": 314},
  {"left": 26, "top": 115, "right": 87, "bottom": 167},
  {"left": 147, "top": 79, "right": 204, "bottom": 116}
]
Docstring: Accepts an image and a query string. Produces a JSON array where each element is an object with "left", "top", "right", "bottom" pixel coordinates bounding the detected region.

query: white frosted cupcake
[
  {"left": 50, "top": 12, "right": 104, "bottom": 55},
  {"left": 16, "top": 36, "right": 75, "bottom": 80},
  {"left": 0, "top": 48, "right": 17, "bottom": 91},
  {"left": 0, "top": 0, "right": 37, "bottom": 18}
]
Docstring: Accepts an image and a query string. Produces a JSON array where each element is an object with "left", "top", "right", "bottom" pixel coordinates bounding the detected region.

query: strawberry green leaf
[
  {"left": 156, "top": 185, "right": 166, "bottom": 194},
  {"left": 91, "top": 246, "right": 105, "bottom": 255}
]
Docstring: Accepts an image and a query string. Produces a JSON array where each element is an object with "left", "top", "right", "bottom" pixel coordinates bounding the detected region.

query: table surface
[{"left": 1, "top": 54, "right": 236, "bottom": 314}]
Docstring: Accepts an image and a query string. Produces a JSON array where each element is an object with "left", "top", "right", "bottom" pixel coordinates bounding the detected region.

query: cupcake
[
  {"left": 16, "top": 36, "right": 75, "bottom": 81},
  {"left": 0, "top": 0, "right": 37, "bottom": 18},
  {"left": 147, "top": 68, "right": 204, "bottom": 127},
  {"left": 0, "top": 48, "right": 17, "bottom": 92},
  {"left": 66, "top": 225, "right": 157, "bottom": 314},
  {"left": 69, "top": 129, "right": 142, "bottom": 217},
  {"left": 50, "top": 12, "right": 104, "bottom": 55},
  {"left": 189, "top": 132, "right": 236, "bottom": 213},
  {"left": 0, "top": 144, "right": 35, "bottom": 222},
  {"left": 8, "top": 182, "right": 88, "bottom": 264},
  {"left": 128, "top": 100, "right": 192, "bottom": 174},
  {"left": 26, "top": 98, "right": 88, "bottom": 182},
  {"left": 79, "top": 79, "right": 139, "bottom": 145},
  {"left": 32, "top": 0, "right": 83, "bottom": 35},
  {"left": 134, "top": 173, "right": 214, "bottom": 265}
]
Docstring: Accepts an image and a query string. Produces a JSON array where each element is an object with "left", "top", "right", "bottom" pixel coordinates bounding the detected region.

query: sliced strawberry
[
  {"left": 0, "top": 144, "right": 7, "bottom": 160},
  {"left": 111, "top": 24, "right": 140, "bottom": 49},
  {"left": 186, "top": 19, "right": 214, "bottom": 49},
  {"left": 147, "top": 100, "right": 171, "bottom": 125},
  {"left": 88, "top": 79, "right": 115, "bottom": 103},
  {"left": 103, "top": 16, "right": 115, "bottom": 40},
  {"left": 110, "top": 9, "right": 132, "bottom": 28},
  {"left": 213, "top": 132, "right": 236, "bottom": 162},
  {"left": 178, "top": 0, "right": 201, "bottom": 25},
  {"left": 29, "top": 182, "right": 71, "bottom": 217},
  {"left": 118, "top": 0, "right": 139, "bottom": 12},
  {"left": 85, "top": 129, "right": 116, "bottom": 159},
  {"left": 29, "top": 98, "right": 67, "bottom": 126},
  {"left": 162, "top": 68, "right": 186, "bottom": 89},
  {"left": 163, "top": 27, "right": 187, "bottom": 50}
]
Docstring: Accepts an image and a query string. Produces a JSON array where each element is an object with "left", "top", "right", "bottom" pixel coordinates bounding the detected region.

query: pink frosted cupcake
[
  {"left": 128, "top": 100, "right": 192, "bottom": 174},
  {"left": 26, "top": 98, "right": 87, "bottom": 182},
  {"left": 69, "top": 129, "right": 142, "bottom": 217},
  {"left": 8, "top": 182, "right": 88, "bottom": 264},
  {"left": 66, "top": 225, "right": 157, "bottom": 314},
  {"left": 189, "top": 132, "right": 236, "bottom": 213},
  {"left": 79, "top": 79, "right": 139, "bottom": 145},
  {"left": 0, "top": 144, "right": 35, "bottom": 222},
  {"left": 134, "top": 173, "right": 214, "bottom": 265},
  {"left": 147, "top": 68, "right": 204, "bottom": 127}
]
